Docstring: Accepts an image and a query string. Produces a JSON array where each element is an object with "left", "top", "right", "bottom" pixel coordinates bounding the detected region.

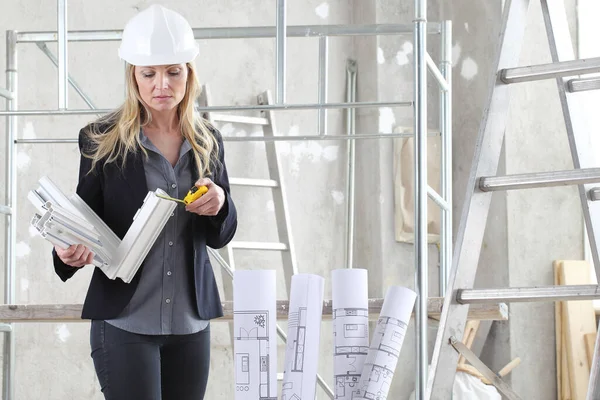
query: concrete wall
[{"left": 0, "top": 0, "right": 586, "bottom": 399}]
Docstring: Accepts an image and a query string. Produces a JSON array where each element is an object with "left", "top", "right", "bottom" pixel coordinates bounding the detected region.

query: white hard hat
[{"left": 118, "top": 4, "right": 199, "bottom": 66}]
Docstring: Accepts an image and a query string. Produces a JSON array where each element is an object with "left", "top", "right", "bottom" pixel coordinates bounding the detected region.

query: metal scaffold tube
[
  {"left": 414, "top": 0, "right": 428, "bottom": 398},
  {"left": 4, "top": 29, "right": 18, "bottom": 400},
  {"left": 345, "top": 59, "right": 357, "bottom": 269},
  {"left": 317, "top": 36, "right": 329, "bottom": 135},
  {"left": 440, "top": 20, "right": 453, "bottom": 297},
  {"left": 57, "top": 0, "right": 68, "bottom": 109},
  {"left": 275, "top": 0, "right": 286, "bottom": 104},
  {"left": 0, "top": 100, "right": 412, "bottom": 116},
  {"left": 16, "top": 23, "right": 442, "bottom": 43}
]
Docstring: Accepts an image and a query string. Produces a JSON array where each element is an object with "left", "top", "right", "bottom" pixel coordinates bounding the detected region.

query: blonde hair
[{"left": 83, "top": 62, "right": 219, "bottom": 177}]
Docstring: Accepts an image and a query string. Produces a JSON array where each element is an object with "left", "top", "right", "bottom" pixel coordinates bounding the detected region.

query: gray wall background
[{"left": 0, "top": 0, "right": 587, "bottom": 399}]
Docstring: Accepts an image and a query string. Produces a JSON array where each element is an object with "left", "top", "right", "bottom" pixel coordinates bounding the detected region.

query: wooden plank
[
  {"left": 585, "top": 333, "right": 596, "bottom": 369},
  {"left": 458, "top": 320, "right": 480, "bottom": 365},
  {"left": 560, "top": 260, "right": 597, "bottom": 400},
  {"left": 0, "top": 298, "right": 509, "bottom": 323},
  {"left": 555, "top": 260, "right": 564, "bottom": 399},
  {"left": 563, "top": 327, "right": 572, "bottom": 400}
]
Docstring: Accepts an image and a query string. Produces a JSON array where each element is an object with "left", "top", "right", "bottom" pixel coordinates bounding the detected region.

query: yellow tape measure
[{"left": 156, "top": 185, "right": 208, "bottom": 205}]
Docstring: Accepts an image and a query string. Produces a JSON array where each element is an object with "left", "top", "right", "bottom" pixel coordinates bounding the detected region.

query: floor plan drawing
[
  {"left": 234, "top": 310, "right": 276, "bottom": 399},
  {"left": 353, "top": 286, "right": 416, "bottom": 400},
  {"left": 332, "top": 268, "right": 370, "bottom": 400},
  {"left": 333, "top": 308, "right": 370, "bottom": 399},
  {"left": 234, "top": 270, "right": 277, "bottom": 400},
  {"left": 282, "top": 274, "right": 324, "bottom": 400}
]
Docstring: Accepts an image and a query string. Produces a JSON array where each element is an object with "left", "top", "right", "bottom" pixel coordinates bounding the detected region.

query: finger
[
  {"left": 80, "top": 247, "right": 91, "bottom": 264},
  {"left": 56, "top": 244, "right": 76, "bottom": 257},
  {"left": 186, "top": 191, "right": 216, "bottom": 211},
  {"left": 195, "top": 178, "right": 214, "bottom": 188},
  {"left": 193, "top": 198, "right": 220, "bottom": 216},
  {"left": 186, "top": 197, "right": 215, "bottom": 215},
  {"left": 72, "top": 244, "right": 86, "bottom": 260},
  {"left": 85, "top": 251, "right": 95, "bottom": 265}
]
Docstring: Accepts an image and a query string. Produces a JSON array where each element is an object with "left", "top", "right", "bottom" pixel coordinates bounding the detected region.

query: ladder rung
[
  {"left": 211, "top": 113, "right": 269, "bottom": 126},
  {"left": 0, "top": 205, "right": 11, "bottom": 215},
  {"left": 457, "top": 285, "right": 600, "bottom": 304},
  {"left": 229, "top": 241, "right": 288, "bottom": 251},
  {"left": 478, "top": 168, "right": 600, "bottom": 192},
  {"left": 229, "top": 178, "right": 279, "bottom": 188},
  {"left": 500, "top": 56, "right": 600, "bottom": 84},
  {"left": 568, "top": 76, "right": 600, "bottom": 93}
]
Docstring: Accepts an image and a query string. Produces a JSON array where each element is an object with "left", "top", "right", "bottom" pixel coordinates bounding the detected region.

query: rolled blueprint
[
  {"left": 353, "top": 286, "right": 417, "bottom": 400},
  {"left": 332, "top": 268, "right": 369, "bottom": 400},
  {"left": 233, "top": 270, "right": 277, "bottom": 400},
  {"left": 282, "top": 273, "right": 325, "bottom": 400}
]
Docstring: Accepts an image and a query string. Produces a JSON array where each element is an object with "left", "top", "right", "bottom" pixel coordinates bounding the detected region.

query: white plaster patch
[
  {"left": 235, "top": 129, "right": 248, "bottom": 137},
  {"left": 29, "top": 225, "right": 39, "bottom": 237},
  {"left": 461, "top": 57, "right": 479, "bottom": 80},
  {"left": 452, "top": 43, "right": 462, "bottom": 66},
  {"left": 56, "top": 324, "right": 71, "bottom": 342},
  {"left": 322, "top": 145, "right": 339, "bottom": 161},
  {"left": 16, "top": 152, "right": 30, "bottom": 169},
  {"left": 315, "top": 2, "right": 329, "bottom": 19},
  {"left": 379, "top": 194, "right": 385, "bottom": 204},
  {"left": 395, "top": 51, "right": 409, "bottom": 66},
  {"left": 464, "top": 22, "right": 470, "bottom": 33},
  {"left": 278, "top": 126, "right": 336, "bottom": 174},
  {"left": 22, "top": 122, "right": 36, "bottom": 139},
  {"left": 402, "top": 42, "right": 414, "bottom": 54},
  {"left": 20, "top": 278, "right": 29, "bottom": 292},
  {"left": 377, "top": 47, "right": 385, "bottom": 64},
  {"left": 266, "top": 200, "right": 275, "bottom": 212},
  {"left": 15, "top": 242, "right": 31, "bottom": 258},
  {"left": 379, "top": 108, "right": 396, "bottom": 134},
  {"left": 219, "top": 123, "right": 235, "bottom": 137},
  {"left": 331, "top": 190, "right": 344, "bottom": 205}
]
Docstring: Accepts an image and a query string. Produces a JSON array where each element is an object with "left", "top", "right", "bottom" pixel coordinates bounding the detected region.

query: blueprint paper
[
  {"left": 282, "top": 273, "right": 325, "bottom": 400},
  {"left": 353, "top": 286, "right": 417, "bottom": 400},
  {"left": 332, "top": 269, "right": 369, "bottom": 400},
  {"left": 233, "top": 270, "right": 277, "bottom": 400}
]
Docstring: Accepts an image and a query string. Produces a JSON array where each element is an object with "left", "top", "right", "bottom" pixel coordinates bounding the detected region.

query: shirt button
[
  {"left": 171, "top": 183, "right": 177, "bottom": 189},
  {"left": 167, "top": 271, "right": 172, "bottom": 276},
  {"left": 165, "top": 298, "right": 171, "bottom": 304},
  {"left": 168, "top": 241, "right": 174, "bottom": 246}
]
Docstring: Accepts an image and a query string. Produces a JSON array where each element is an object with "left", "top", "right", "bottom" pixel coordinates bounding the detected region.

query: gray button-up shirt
[{"left": 106, "top": 132, "right": 209, "bottom": 335}]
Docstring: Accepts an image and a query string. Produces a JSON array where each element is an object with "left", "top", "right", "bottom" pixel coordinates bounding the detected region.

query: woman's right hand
[{"left": 55, "top": 244, "right": 94, "bottom": 268}]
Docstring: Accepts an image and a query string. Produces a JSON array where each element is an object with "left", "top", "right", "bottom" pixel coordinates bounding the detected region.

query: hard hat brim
[{"left": 119, "top": 46, "right": 199, "bottom": 67}]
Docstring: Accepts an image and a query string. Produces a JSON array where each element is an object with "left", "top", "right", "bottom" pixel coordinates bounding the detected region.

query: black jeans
[{"left": 90, "top": 320, "right": 210, "bottom": 400}]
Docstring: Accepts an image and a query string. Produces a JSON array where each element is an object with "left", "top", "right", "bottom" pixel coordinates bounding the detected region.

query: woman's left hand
[{"left": 185, "top": 178, "right": 226, "bottom": 216}]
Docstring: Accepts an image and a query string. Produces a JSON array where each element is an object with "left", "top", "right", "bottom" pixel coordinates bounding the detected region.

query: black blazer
[{"left": 52, "top": 124, "right": 237, "bottom": 321}]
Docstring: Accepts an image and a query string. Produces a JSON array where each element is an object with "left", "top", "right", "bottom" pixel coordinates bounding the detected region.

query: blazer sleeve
[
  {"left": 52, "top": 128, "right": 105, "bottom": 282},
  {"left": 203, "top": 129, "right": 238, "bottom": 249}
]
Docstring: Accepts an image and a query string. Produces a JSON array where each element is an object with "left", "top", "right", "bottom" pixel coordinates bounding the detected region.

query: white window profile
[{"left": 28, "top": 176, "right": 176, "bottom": 283}]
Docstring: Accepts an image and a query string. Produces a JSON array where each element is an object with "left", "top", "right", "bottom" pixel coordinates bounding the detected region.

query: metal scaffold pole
[
  {"left": 414, "top": 0, "right": 429, "bottom": 398},
  {"left": 4, "top": 29, "right": 18, "bottom": 400}
]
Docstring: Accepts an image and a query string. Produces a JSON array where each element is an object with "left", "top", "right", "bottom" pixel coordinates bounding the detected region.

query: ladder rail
[
  {"left": 540, "top": 1, "right": 600, "bottom": 398},
  {"left": 427, "top": 1, "right": 531, "bottom": 397}
]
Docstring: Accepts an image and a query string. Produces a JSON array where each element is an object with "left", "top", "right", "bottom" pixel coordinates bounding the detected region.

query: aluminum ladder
[
  {"left": 198, "top": 84, "right": 335, "bottom": 398},
  {"left": 427, "top": 1, "right": 600, "bottom": 399}
]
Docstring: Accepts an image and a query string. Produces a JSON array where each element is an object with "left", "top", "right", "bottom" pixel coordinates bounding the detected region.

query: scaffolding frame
[{"left": 0, "top": 0, "right": 452, "bottom": 398}]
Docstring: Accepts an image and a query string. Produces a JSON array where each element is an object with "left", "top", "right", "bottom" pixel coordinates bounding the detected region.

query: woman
[{"left": 52, "top": 5, "right": 237, "bottom": 399}]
